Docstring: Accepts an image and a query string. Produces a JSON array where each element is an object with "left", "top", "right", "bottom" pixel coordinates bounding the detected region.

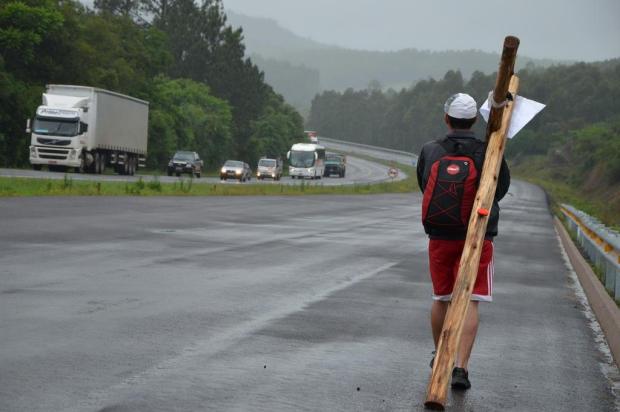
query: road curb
[{"left": 555, "top": 217, "right": 620, "bottom": 367}]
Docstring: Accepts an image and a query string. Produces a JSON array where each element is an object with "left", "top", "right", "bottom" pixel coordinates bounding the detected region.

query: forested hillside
[
  {"left": 307, "top": 61, "right": 620, "bottom": 225},
  {"left": 0, "top": 0, "right": 304, "bottom": 170},
  {"left": 249, "top": 55, "right": 320, "bottom": 111}
]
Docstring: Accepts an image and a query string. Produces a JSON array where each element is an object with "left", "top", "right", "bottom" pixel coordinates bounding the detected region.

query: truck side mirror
[
  {"left": 286, "top": 151, "right": 290, "bottom": 159},
  {"left": 314, "top": 152, "right": 318, "bottom": 160},
  {"left": 25, "top": 118, "right": 31, "bottom": 134}
]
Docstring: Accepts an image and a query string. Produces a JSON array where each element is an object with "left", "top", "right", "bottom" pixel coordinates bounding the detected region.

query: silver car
[
  {"left": 220, "top": 160, "right": 252, "bottom": 182},
  {"left": 256, "top": 158, "right": 282, "bottom": 181}
]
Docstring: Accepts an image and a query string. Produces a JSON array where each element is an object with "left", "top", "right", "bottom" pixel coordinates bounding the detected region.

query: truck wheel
[
  {"left": 100, "top": 154, "right": 106, "bottom": 174},
  {"left": 195, "top": 171, "right": 201, "bottom": 178},
  {"left": 32, "top": 164, "right": 42, "bottom": 171},
  {"left": 123, "top": 155, "right": 129, "bottom": 175},
  {"left": 176, "top": 172, "right": 181, "bottom": 177},
  {"left": 94, "top": 153, "right": 101, "bottom": 174},
  {"left": 75, "top": 157, "right": 85, "bottom": 174}
]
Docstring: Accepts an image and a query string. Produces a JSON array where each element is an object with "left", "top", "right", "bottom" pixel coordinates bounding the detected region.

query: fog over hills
[
  {"left": 227, "top": 11, "right": 331, "bottom": 58},
  {"left": 225, "top": 0, "right": 620, "bottom": 62},
  {"left": 227, "top": 11, "right": 560, "bottom": 111}
]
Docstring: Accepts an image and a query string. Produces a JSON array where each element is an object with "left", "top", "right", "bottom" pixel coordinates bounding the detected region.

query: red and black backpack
[{"left": 422, "top": 139, "right": 480, "bottom": 233}]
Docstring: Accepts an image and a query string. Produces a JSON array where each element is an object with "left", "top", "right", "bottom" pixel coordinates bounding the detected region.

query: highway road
[
  {"left": 0, "top": 180, "right": 617, "bottom": 411},
  {"left": 0, "top": 154, "right": 405, "bottom": 187},
  {"left": 320, "top": 137, "right": 417, "bottom": 167}
]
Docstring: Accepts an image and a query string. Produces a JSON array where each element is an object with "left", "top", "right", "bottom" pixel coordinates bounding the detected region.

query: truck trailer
[{"left": 28, "top": 85, "right": 149, "bottom": 175}]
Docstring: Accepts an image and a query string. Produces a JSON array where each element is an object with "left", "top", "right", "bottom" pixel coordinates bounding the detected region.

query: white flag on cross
[{"left": 479, "top": 94, "right": 545, "bottom": 139}]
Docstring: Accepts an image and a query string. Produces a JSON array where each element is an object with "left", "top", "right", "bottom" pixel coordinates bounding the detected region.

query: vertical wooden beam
[
  {"left": 424, "top": 36, "right": 520, "bottom": 410},
  {"left": 486, "top": 36, "right": 520, "bottom": 140}
]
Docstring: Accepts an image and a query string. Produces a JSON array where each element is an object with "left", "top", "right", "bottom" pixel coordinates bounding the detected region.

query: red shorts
[{"left": 428, "top": 239, "right": 494, "bottom": 302}]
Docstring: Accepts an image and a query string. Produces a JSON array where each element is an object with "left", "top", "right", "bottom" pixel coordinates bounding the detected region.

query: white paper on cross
[{"left": 479, "top": 94, "right": 545, "bottom": 139}]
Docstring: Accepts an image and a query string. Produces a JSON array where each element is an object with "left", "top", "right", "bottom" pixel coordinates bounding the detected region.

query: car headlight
[
  {"left": 68, "top": 150, "right": 77, "bottom": 160},
  {"left": 235, "top": 170, "right": 241, "bottom": 175},
  {"left": 30, "top": 146, "right": 36, "bottom": 157},
  {"left": 168, "top": 162, "right": 173, "bottom": 166},
  {"left": 221, "top": 167, "right": 226, "bottom": 173}
]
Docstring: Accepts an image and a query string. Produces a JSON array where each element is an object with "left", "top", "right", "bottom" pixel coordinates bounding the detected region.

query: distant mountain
[
  {"left": 227, "top": 11, "right": 331, "bottom": 58},
  {"left": 227, "top": 11, "right": 559, "bottom": 111}
]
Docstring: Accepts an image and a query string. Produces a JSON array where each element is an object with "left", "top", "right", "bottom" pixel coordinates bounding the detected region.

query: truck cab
[{"left": 29, "top": 98, "right": 89, "bottom": 171}]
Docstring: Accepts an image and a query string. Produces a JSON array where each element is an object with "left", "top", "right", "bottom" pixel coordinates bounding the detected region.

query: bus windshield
[
  {"left": 289, "top": 151, "right": 315, "bottom": 168},
  {"left": 33, "top": 117, "right": 79, "bottom": 137}
]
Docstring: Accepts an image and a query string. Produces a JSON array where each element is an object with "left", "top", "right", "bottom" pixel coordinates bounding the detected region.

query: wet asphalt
[{"left": 0, "top": 180, "right": 617, "bottom": 411}]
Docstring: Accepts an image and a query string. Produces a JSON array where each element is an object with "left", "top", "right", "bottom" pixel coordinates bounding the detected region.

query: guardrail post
[
  {"left": 605, "top": 258, "right": 615, "bottom": 293},
  {"left": 615, "top": 264, "right": 620, "bottom": 301}
]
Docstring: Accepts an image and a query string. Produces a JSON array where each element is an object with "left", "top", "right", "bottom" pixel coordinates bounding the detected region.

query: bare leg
[
  {"left": 455, "top": 301, "right": 479, "bottom": 369},
  {"left": 431, "top": 300, "right": 480, "bottom": 370},
  {"left": 431, "top": 300, "right": 449, "bottom": 347}
]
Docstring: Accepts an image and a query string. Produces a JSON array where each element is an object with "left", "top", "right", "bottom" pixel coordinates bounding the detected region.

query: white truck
[{"left": 28, "top": 85, "right": 149, "bottom": 175}]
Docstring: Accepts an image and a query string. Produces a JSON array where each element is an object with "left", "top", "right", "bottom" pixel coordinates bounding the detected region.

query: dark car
[
  {"left": 220, "top": 160, "right": 252, "bottom": 182},
  {"left": 167, "top": 151, "right": 203, "bottom": 178},
  {"left": 324, "top": 153, "right": 346, "bottom": 177}
]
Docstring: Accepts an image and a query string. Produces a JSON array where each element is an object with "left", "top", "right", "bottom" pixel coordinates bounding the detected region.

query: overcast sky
[{"left": 223, "top": 0, "right": 620, "bottom": 61}]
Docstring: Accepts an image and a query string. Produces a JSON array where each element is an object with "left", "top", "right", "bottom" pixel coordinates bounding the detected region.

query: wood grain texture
[
  {"left": 486, "top": 36, "right": 520, "bottom": 139},
  {"left": 424, "top": 36, "right": 520, "bottom": 410}
]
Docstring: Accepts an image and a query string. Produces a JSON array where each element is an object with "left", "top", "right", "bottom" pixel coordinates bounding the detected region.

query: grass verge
[
  {"left": 512, "top": 172, "right": 619, "bottom": 230},
  {"left": 0, "top": 170, "right": 418, "bottom": 197}
]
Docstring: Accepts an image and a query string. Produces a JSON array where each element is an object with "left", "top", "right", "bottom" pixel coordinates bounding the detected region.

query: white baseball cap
[{"left": 444, "top": 93, "right": 477, "bottom": 119}]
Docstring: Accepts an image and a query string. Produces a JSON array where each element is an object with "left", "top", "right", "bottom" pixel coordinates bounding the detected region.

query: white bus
[{"left": 287, "top": 143, "right": 326, "bottom": 179}]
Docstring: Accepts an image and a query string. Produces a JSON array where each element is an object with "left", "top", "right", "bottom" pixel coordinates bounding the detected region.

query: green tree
[
  {"left": 0, "top": 0, "right": 64, "bottom": 80},
  {"left": 147, "top": 77, "right": 233, "bottom": 170},
  {"left": 157, "top": 0, "right": 272, "bottom": 159},
  {"left": 248, "top": 95, "right": 304, "bottom": 165}
]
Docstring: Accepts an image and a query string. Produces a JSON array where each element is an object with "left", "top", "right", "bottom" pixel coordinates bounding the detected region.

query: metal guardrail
[
  {"left": 318, "top": 137, "right": 417, "bottom": 158},
  {"left": 561, "top": 204, "right": 620, "bottom": 299}
]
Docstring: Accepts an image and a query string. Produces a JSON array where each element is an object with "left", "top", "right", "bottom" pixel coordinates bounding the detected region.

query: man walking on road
[{"left": 416, "top": 93, "right": 510, "bottom": 390}]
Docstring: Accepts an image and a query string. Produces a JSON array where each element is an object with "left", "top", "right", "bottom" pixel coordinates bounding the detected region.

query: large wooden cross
[{"left": 424, "top": 36, "right": 521, "bottom": 410}]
